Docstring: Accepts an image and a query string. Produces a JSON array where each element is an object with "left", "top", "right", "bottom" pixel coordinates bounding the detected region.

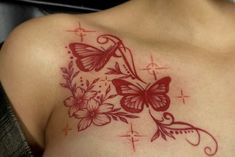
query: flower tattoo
[{"left": 60, "top": 24, "right": 219, "bottom": 156}]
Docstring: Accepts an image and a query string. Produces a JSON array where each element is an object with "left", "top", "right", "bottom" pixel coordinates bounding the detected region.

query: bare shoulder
[
  {"left": 0, "top": 13, "right": 89, "bottom": 150},
  {"left": 0, "top": 12, "right": 113, "bottom": 66},
  {"left": 0, "top": 14, "right": 76, "bottom": 56},
  {"left": 0, "top": 13, "right": 74, "bottom": 71},
  {"left": 0, "top": 11, "right": 117, "bottom": 152},
  {"left": 0, "top": 13, "right": 98, "bottom": 94},
  {"left": 0, "top": 13, "right": 79, "bottom": 106}
]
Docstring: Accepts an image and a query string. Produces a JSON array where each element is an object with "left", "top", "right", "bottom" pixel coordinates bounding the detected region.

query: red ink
[
  {"left": 100, "top": 76, "right": 111, "bottom": 86},
  {"left": 106, "top": 62, "right": 131, "bottom": 79},
  {"left": 176, "top": 89, "right": 190, "bottom": 104},
  {"left": 69, "top": 34, "right": 144, "bottom": 83},
  {"left": 119, "top": 123, "right": 145, "bottom": 152},
  {"left": 60, "top": 62, "right": 138, "bottom": 131},
  {"left": 62, "top": 123, "right": 73, "bottom": 136},
  {"left": 112, "top": 77, "right": 171, "bottom": 113},
  {"left": 149, "top": 111, "right": 218, "bottom": 156},
  {"left": 60, "top": 61, "right": 96, "bottom": 116},
  {"left": 60, "top": 28, "right": 218, "bottom": 156},
  {"left": 69, "top": 42, "right": 120, "bottom": 72},
  {"left": 73, "top": 99, "right": 138, "bottom": 131},
  {"left": 67, "top": 22, "right": 95, "bottom": 42},
  {"left": 142, "top": 55, "right": 168, "bottom": 80},
  {"left": 74, "top": 98, "right": 113, "bottom": 131}
]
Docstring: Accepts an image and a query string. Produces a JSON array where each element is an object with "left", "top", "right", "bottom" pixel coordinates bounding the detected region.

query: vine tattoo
[{"left": 60, "top": 23, "right": 218, "bottom": 156}]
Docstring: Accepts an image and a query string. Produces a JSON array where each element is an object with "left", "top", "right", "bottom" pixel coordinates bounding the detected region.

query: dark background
[{"left": 0, "top": 0, "right": 128, "bottom": 43}]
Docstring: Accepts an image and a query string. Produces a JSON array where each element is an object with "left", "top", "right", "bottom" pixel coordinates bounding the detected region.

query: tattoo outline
[{"left": 60, "top": 24, "right": 218, "bottom": 156}]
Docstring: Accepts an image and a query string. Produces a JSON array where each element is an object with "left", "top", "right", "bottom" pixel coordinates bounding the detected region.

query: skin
[{"left": 0, "top": 0, "right": 235, "bottom": 156}]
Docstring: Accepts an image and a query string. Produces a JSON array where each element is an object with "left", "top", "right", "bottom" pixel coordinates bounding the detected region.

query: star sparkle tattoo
[
  {"left": 60, "top": 23, "right": 218, "bottom": 156},
  {"left": 119, "top": 123, "right": 145, "bottom": 152}
]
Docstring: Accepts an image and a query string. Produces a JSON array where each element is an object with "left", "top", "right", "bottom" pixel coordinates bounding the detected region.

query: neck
[
  {"left": 132, "top": 0, "right": 235, "bottom": 49},
  {"left": 135, "top": 0, "right": 228, "bottom": 28},
  {"left": 139, "top": 0, "right": 221, "bottom": 16}
]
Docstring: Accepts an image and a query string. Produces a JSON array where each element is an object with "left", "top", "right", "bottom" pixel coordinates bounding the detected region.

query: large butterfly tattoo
[
  {"left": 112, "top": 77, "right": 171, "bottom": 113},
  {"left": 69, "top": 42, "right": 120, "bottom": 72}
]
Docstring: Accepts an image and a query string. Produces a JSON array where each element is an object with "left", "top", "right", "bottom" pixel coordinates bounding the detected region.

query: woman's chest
[{"left": 44, "top": 36, "right": 235, "bottom": 157}]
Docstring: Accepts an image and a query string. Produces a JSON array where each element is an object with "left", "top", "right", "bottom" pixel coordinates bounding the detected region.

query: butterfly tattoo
[
  {"left": 69, "top": 42, "right": 120, "bottom": 72},
  {"left": 112, "top": 77, "right": 171, "bottom": 113}
]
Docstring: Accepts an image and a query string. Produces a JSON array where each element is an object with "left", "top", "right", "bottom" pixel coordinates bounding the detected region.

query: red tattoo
[
  {"left": 176, "top": 89, "right": 190, "bottom": 104},
  {"left": 100, "top": 76, "right": 112, "bottom": 86},
  {"left": 112, "top": 77, "right": 171, "bottom": 113},
  {"left": 62, "top": 123, "right": 73, "bottom": 136},
  {"left": 119, "top": 123, "right": 145, "bottom": 152},
  {"left": 69, "top": 34, "right": 144, "bottom": 83},
  {"left": 67, "top": 22, "right": 95, "bottom": 42},
  {"left": 150, "top": 111, "right": 218, "bottom": 156},
  {"left": 69, "top": 42, "right": 119, "bottom": 72},
  {"left": 142, "top": 55, "right": 168, "bottom": 80},
  {"left": 60, "top": 24, "right": 218, "bottom": 156},
  {"left": 61, "top": 61, "right": 138, "bottom": 131}
]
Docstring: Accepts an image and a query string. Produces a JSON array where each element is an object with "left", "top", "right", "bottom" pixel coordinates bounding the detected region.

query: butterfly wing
[
  {"left": 93, "top": 45, "right": 117, "bottom": 71},
  {"left": 112, "top": 79, "right": 145, "bottom": 113},
  {"left": 146, "top": 77, "right": 171, "bottom": 111},
  {"left": 69, "top": 43, "right": 106, "bottom": 72}
]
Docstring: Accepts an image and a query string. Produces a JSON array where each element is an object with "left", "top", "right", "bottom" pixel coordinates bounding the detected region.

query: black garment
[{"left": 0, "top": 83, "right": 34, "bottom": 157}]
